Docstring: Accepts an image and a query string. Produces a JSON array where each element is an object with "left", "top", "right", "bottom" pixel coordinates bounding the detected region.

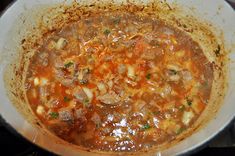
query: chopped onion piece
[
  {"left": 97, "top": 82, "right": 107, "bottom": 94},
  {"left": 107, "top": 80, "right": 114, "bottom": 89},
  {"left": 169, "top": 75, "right": 180, "bottom": 81},
  {"left": 127, "top": 65, "right": 135, "bottom": 79},
  {"left": 82, "top": 87, "right": 93, "bottom": 101},
  {"left": 36, "top": 105, "right": 45, "bottom": 115},
  {"left": 34, "top": 77, "right": 40, "bottom": 86},
  {"left": 118, "top": 64, "right": 126, "bottom": 74},
  {"left": 160, "top": 85, "right": 172, "bottom": 98},
  {"left": 97, "top": 91, "right": 121, "bottom": 105},
  {"left": 56, "top": 38, "right": 67, "bottom": 50},
  {"left": 182, "top": 111, "right": 194, "bottom": 125}
]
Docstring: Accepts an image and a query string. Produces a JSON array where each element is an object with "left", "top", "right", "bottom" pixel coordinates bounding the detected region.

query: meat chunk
[
  {"left": 141, "top": 49, "right": 156, "bottom": 60},
  {"left": 75, "top": 108, "right": 87, "bottom": 119},
  {"left": 37, "top": 52, "right": 49, "bottom": 66},
  {"left": 84, "top": 26, "right": 98, "bottom": 41},
  {"left": 54, "top": 69, "right": 75, "bottom": 86},
  {"left": 73, "top": 86, "right": 88, "bottom": 103},
  {"left": 58, "top": 109, "right": 74, "bottom": 122},
  {"left": 181, "top": 70, "right": 192, "bottom": 81},
  {"left": 118, "top": 64, "right": 126, "bottom": 74},
  {"left": 97, "top": 91, "right": 121, "bottom": 105},
  {"left": 53, "top": 58, "right": 78, "bottom": 86},
  {"left": 78, "top": 68, "right": 90, "bottom": 84},
  {"left": 91, "top": 112, "right": 101, "bottom": 127},
  {"left": 48, "top": 121, "right": 71, "bottom": 137}
]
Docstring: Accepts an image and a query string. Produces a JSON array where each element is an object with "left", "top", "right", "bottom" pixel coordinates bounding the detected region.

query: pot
[{"left": 0, "top": 0, "right": 235, "bottom": 155}]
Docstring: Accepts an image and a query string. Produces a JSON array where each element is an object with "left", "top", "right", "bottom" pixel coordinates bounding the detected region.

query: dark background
[{"left": 0, "top": 0, "right": 235, "bottom": 156}]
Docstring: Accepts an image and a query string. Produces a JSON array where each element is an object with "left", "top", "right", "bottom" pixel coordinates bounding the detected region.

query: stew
[{"left": 25, "top": 11, "right": 213, "bottom": 151}]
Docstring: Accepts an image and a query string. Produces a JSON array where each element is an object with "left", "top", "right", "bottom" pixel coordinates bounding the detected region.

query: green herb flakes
[
  {"left": 176, "top": 127, "right": 185, "bottom": 134},
  {"left": 64, "top": 61, "right": 73, "bottom": 68},
  {"left": 146, "top": 73, "right": 151, "bottom": 80},
  {"left": 179, "top": 105, "right": 185, "bottom": 111},
  {"left": 64, "top": 96, "right": 71, "bottom": 102},
  {"left": 83, "top": 98, "right": 90, "bottom": 106},
  {"left": 103, "top": 29, "right": 111, "bottom": 35},
  {"left": 49, "top": 112, "right": 59, "bottom": 119},
  {"left": 113, "top": 17, "right": 121, "bottom": 24},
  {"left": 186, "top": 98, "right": 192, "bottom": 106},
  {"left": 170, "top": 69, "right": 177, "bottom": 75},
  {"left": 142, "top": 123, "right": 151, "bottom": 130}
]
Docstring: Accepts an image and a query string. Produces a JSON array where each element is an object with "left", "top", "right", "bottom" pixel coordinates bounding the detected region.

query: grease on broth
[{"left": 25, "top": 11, "right": 213, "bottom": 151}]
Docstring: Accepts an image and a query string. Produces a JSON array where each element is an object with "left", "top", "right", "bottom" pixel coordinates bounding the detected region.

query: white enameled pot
[{"left": 0, "top": 0, "right": 235, "bottom": 155}]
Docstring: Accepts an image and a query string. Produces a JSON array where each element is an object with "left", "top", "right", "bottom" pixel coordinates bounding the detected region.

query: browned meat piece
[
  {"left": 78, "top": 68, "right": 90, "bottom": 85},
  {"left": 58, "top": 109, "right": 74, "bottom": 122},
  {"left": 53, "top": 57, "right": 78, "bottom": 86},
  {"left": 48, "top": 121, "right": 71, "bottom": 137},
  {"left": 91, "top": 112, "right": 101, "bottom": 127},
  {"left": 117, "top": 64, "right": 126, "bottom": 74},
  {"left": 37, "top": 52, "right": 49, "bottom": 66},
  {"left": 97, "top": 91, "right": 121, "bottom": 105},
  {"left": 73, "top": 86, "right": 88, "bottom": 103},
  {"left": 75, "top": 108, "right": 87, "bottom": 122},
  {"left": 54, "top": 69, "right": 75, "bottom": 86},
  {"left": 84, "top": 26, "right": 98, "bottom": 41}
]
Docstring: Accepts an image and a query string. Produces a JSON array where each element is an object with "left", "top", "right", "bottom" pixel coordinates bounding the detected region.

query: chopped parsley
[
  {"left": 146, "top": 73, "right": 151, "bottom": 80},
  {"left": 142, "top": 123, "right": 151, "bottom": 130},
  {"left": 79, "top": 79, "right": 88, "bottom": 85},
  {"left": 103, "top": 29, "right": 111, "bottom": 35},
  {"left": 64, "top": 61, "right": 73, "bottom": 68},
  {"left": 176, "top": 127, "right": 185, "bottom": 134},
  {"left": 179, "top": 105, "right": 185, "bottom": 111},
  {"left": 83, "top": 68, "right": 91, "bottom": 74},
  {"left": 186, "top": 98, "right": 193, "bottom": 106},
  {"left": 113, "top": 17, "right": 121, "bottom": 24},
  {"left": 202, "top": 80, "right": 208, "bottom": 87},
  {"left": 49, "top": 112, "right": 59, "bottom": 119},
  {"left": 95, "top": 123, "right": 101, "bottom": 129},
  {"left": 63, "top": 96, "right": 71, "bottom": 102},
  {"left": 214, "top": 45, "right": 221, "bottom": 57},
  {"left": 83, "top": 98, "right": 90, "bottom": 106},
  {"left": 169, "top": 69, "right": 177, "bottom": 75},
  {"left": 153, "top": 111, "right": 160, "bottom": 115}
]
